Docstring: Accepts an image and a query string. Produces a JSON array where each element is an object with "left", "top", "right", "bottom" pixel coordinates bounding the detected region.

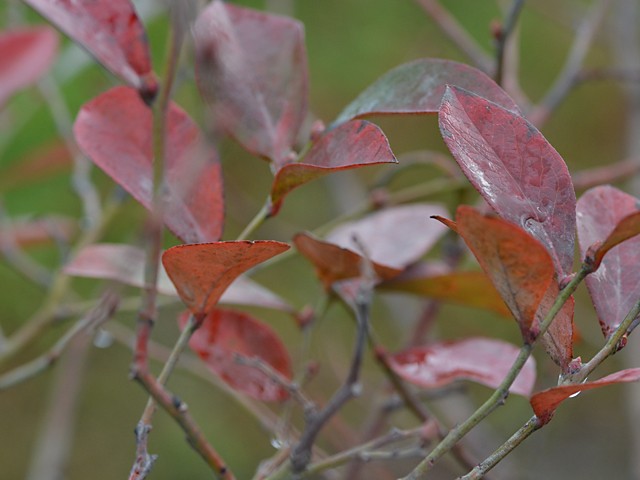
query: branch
[{"left": 493, "top": 0, "right": 526, "bottom": 85}]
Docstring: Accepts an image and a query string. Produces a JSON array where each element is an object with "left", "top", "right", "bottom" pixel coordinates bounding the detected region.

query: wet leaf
[
  {"left": 23, "top": 0, "right": 156, "bottom": 98},
  {"left": 64, "top": 243, "right": 295, "bottom": 313},
  {"left": 379, "top": 262, "right": 511, "bottom": 317},
  {"left": 531, "top": 368, "right": 640, "bottom": 425},
  {"left": 335, "top": 59, "right": 518, "bottom": 125},
  {"left": 74, "top": 86, "right": 224, "bottom": 244},
  {"left": 181, "top": 309, "right": 292, "bottom": 402},
  {"left": 454, "top": 207, "right": 574, "bottom": 368},
  {"left": 194, "top": 0, "right": 307, "bottom": 165},
  {"left": 162, "top": 241, "right": 290, "bottom": 315},
  {"left": 0, "top": 26, "right": 58, "bottom": 106},
  {"left": 270, "top": 120, "right": 397, "bottom": 215},
  {"left": 439, "top": 86, "right": 576, "bottom": 276},
  {"left": 577, "top": 185, "right": 640, "bottom": 337},
  {"left": 387, "top": 337, "right": 536, "bottom": 397}
]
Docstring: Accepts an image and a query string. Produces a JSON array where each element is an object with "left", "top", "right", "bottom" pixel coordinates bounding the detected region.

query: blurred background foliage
[{"left": 0, "top": 0, "right": 638, "bottom": 479}]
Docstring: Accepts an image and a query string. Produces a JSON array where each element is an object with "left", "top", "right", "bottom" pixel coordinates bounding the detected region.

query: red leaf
[
  {"left": 194, "top": 0, "right": 307, "bottom": 165},
  {"left": 74, "top": 86, "right": 224, "bottom": 244},
  {"left": 23, "top": 0, "right": 156, "bottom": 98},
  {"left": 531, "top": 368, "right": 640, "bottom": 425},
  {"left": 0, "top": 26, "right": 58, "bottom": 106},
  {"left": 335, "top": 58, "right": 518, "bottom": 124},
  {"left": 162, "top": 241, "right": 290, "bottom": 315},
  {"left": 64, "top": 243, "right": 295, "bottom": 313},
  {"left": 439, "top": 86, "right": 576, "bottom": 276},
  {"left": 379, "top": 262, "right": 511, "bottom": 317},
  {"left": 0, "top": 141, "right": 71, "bottom": 190},
  {"left": 294, "top": 204, "right": 448, "bottom": 287},
  {"left": 387, "top": 337, "right": 536, "bottom": 397},
  {"left": 181, "top": 309, "right": 292, "bottom": 402},
  {"left": 577, "top": 186, "right": 640, "bottom": 337},
  {"left": 2, "top": 216, "right": 76, "bottom": 248},
  {"left": 270, "top": 120, "right": 397, "bottom": 215},
  {"left": 455, "top": 207, "right": 574, "bottom": 369}
]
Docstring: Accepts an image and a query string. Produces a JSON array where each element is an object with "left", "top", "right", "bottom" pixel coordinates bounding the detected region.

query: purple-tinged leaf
[
  {"left": 162, "top": 241, "right": 290, "bottom": 316},
  {"left": 387, "top": 337, "right": 536, "bottom": 397},
  {"left": 64, "top": 243, "right": 295, "bottom": 313},
  {"left": 439, "top": 86, "right": 576, "bottom": 276},
  {"left": 379, "top": 262, "right": 511, "bottom": 317},
  {"left": 0, "top": 26, "right": 58, "bottom": 106},
  {"left": 577, "top": 185, "right": 640, "bottom": 337},
  {"left": 270, "top": 120, "right": 397, "bottom": 215},
  {"left": 181, "top": 309, "right": 292, "bottom": 402},
  {"left": 194, "top": 0, "right": 307, "bottom": 165},
  {"left": 531, "top": 368, "right": 640, "bottom": 425},
  {"left": 74, "top": 86, "right": 224, "bottom": 244},
  {"left": 335, "top": 58, "right": 518, "bottom": 125},
  {"left": 23, "top": 0, "right": 156, "bottom": 98}
]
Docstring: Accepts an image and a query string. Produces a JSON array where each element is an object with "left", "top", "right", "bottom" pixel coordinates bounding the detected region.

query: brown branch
[{"left": 494, "top": 0, "right": 526, "bottom": 85}]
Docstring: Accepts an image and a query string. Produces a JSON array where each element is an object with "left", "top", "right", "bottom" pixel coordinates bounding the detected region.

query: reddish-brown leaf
[
  {"left": 181, "top": 309, "right": 292, "bottom": 402},
  {"left": 64, "top": 243, "right": 295, "bottom": 313},
  {"left": 162, "top": 241, "right": 290, "bottom": 315},
  {"left": 270, "top": 120, "right": 397, "bottom": 215},
  {"left": 194, "top": 0, "right": 307, "bottom": 165},
  {"left": 577, "top": 186, "right": 640, "bottom": 337},
  {"left": 379, "top": 262, "right": 511, "bottom": 317},
  {"left": 439, "top": 86, "right": 576, "bottom": 276},
  {"left": 387, "top": 337, "right": 536, "bottom": 397},
  {"left": 0, "top": 26, "right": 58, "bottom": 106},
  {"left": 74, "top": 86, "right": 224, "bottom": 244},
  {"left": 23, "top": 0, "right": 156, "bottom": 98},
  {"left": 531, "top": 368, "right": 640, "bottom": 425},
  {"left": 0, "top": 141, "right": 71, "bottom": 190},
  {"left": 335, "top": 58, "right": 518, "bottom": 125},
  {"left": 1, "top": 216, "right": 76, "bottom": 248}
]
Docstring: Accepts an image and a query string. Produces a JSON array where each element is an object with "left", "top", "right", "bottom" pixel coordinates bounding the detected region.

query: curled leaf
[
  {"left": 577, "top": 185, "right": 640, "bottom": 337},
  {"left": 74, "top": 86, "right": 224, "bottom": 244},
  {"left": 270, "top": 120, "right": 397, "bottom": 215},
  {"left": 162, "top": 241, "right": 290, "bottom": 315},
  {"left": 387, "top": 337, "right": 536, "bottom": 397},
  {"left": 531, "top": 368, "right": 640, "bottom": 425},
  {"left": 182, "top": 309, "right": 292, "bottom": 401},
  {"left": 439, "top": 86, "right": 576, "bottom": 276}
]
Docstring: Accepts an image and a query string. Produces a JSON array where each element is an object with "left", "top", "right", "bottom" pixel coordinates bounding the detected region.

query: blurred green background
[{"left": 1, "top": 0, "right": 639, "bottom": 479}]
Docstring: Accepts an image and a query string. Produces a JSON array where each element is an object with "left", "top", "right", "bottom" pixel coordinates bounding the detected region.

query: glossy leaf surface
[
  {"left": 335, "top": 58, "right": 518, "bottom": 125},
  {"left": 74, "top": 86, "right": 224, "bottom": 244},
  {"left": 577, "top": 185, "right": 640, "bottom": 337},
  {"left": 182, "top": 309, "right": 292, "bottom": 401},
  {"left": 440, "top": 86, "right": 576, "bottom": 276},
  {"left": 0, "top": 26, "right": 58, "bottom": 106},
  {"left": 162, "top": 241, "right": 290, "bottom": 315},
  {"left": 64, "top": 243, "right": 294, "bottom": 312},
  {"left": 270, "top": 120, "right": 397, "bottom": 215},
  {"left": 388, "top": 337, "right": 536, "bottom": 397},
  {"left": 531, "top": 368, "right": 640, "bottom": 425},
  {"left": 455, "top": 207, "right": 574, "bottom": 369},
  {"left": 194, "top": 0, "right": 307, "bottom": 165},
  {"left": 379, "top": 262, "right": 511, "bottom": 317},
  {"left": 23, "top": 0, "right": 156, "bottom": 97}
]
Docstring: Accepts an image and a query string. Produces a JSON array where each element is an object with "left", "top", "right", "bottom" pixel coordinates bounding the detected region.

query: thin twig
[
  {"left": 528, "top": 0, "right": 613, "bottom": 127},
  {"left": 494, "top": 0, "right": 526, "bottom": 85},
  {"left": 414, "top": 0, "right": 493, "bottom": 73}
]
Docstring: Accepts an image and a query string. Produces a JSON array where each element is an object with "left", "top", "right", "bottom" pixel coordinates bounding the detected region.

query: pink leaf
[
  {"left": 335, "top": 58, "right": 518, "bottom": 124},
  {"left": 23, "top": 0, "right": 156, "bottom": 98},
  {"left": 194, "top": 0, "right": 307, "bottom": 165},
  {"left": 387, "top": 337, "right": 536, "bottom": 397},
  {"left": 439, "top": 86, "right": 576, "bottom": 276},
  {"left": 1, "top": 216, "right": 76, "bottom": 248},
  {"left": 64, "top": 243, "right": 295, "bottom": 313},
  {"left": 531, "top": 368, "right": 640, "bottom": 425},
  {"left": 270, "top": 120, "right": 397, "bottom": 215},
  {"left": 454, "top": 207, "right": 574, "bottom": 369},
  {"left": 0, "top": 26, "right": 58, "bottom": 106},
  {"left": 162, "top": 241, "right": 290, "bottom": 315},
  {"left": 181, "top": 309, "right": 292, "bottom": 402},
  {"left": 577, "top": 185, "right": 640, "bottom": 337},
  {"left": 74, "top": 86, "right": 224, "bottom": 244}
]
